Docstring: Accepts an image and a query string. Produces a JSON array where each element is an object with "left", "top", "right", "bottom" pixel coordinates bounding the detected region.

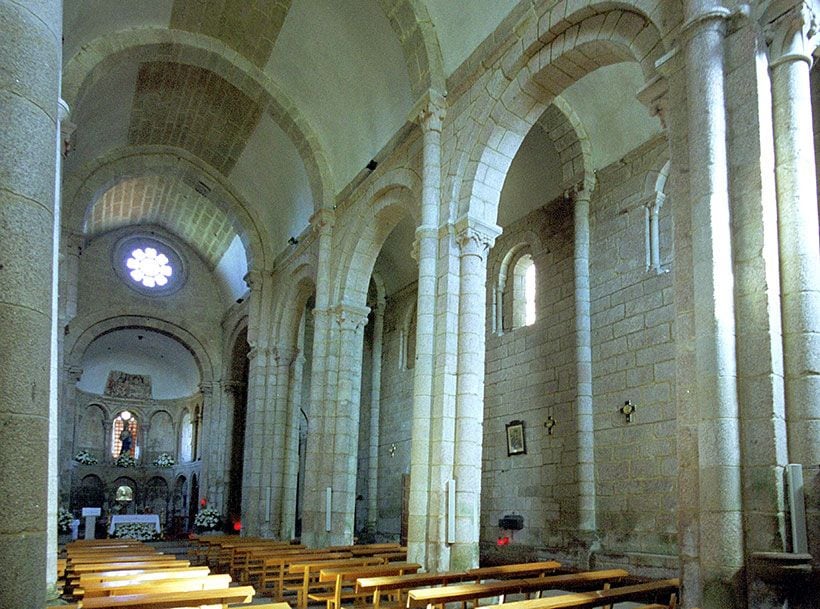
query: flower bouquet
[
  {"left": 193, "top": 506, "right": 221, "bottom": 533},
  {"left": 57, "top": 507, "right": 74, "bottom": 533},
  {"left": 115, "top": 453, "right": 137, "bottom": 467},
  {"left": 73, "top": 450, "right": 98, "bottom": 465},
  {"left": 112, "top": 522, "right": 159, "bottom": 541},
  {"left": 153, "top": 453, "right": 175, "bottom": 467}
]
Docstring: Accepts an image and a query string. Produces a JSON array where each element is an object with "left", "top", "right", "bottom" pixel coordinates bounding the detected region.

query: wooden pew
[
  {"left": 466, "top": 561, "right": 562, "bottom": 582},
  {"left": 287, "top": 557, "right": 386, "bottom": 609},
  {"left": 356, "top": 571, "right": 472, "bottom": 609},
  {"left": 231, "top": 543, "right": 309, "bottom": 582},
  {"left": 406, "top": 570, "right": 630, "bottom": 609},
  {"left": 75, "top": 566, "right": 212, "bottom": 597},
  {"left": 310, "top": 562, "right": 422, "bottom": 609},
  {"left": 82, "top": 573, "right": 233, "bottom": 598},
  {"left": 79, "top": 584, "right": 256, "bottom": 609},
  {"left": 249, "top": 550, "right": 354, "bottom": 598},
  {"left": 474, "top": 579, "right": 681, "bottom": 609}
]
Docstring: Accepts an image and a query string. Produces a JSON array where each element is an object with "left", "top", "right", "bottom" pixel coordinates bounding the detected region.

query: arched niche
[
  {"left": 147, "top": 410, "right": 175, "bottom": 460},
  {"left": 76, "top": 403, "right": 107, "bottom": 453}
]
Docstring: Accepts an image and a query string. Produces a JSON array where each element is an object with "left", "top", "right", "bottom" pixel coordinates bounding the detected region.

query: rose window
[{"left": 125, "top": 247, "right": 174, "bottom": 288}]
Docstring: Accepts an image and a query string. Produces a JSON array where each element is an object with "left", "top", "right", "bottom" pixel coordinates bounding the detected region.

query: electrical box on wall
[{"left": 498, "top": 514, "right": 524, "bottom": 530}]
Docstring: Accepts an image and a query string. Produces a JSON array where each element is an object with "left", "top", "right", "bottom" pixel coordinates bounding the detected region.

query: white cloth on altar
[{"left": 108, "top": 514, "right": 161, "bottom": 535}]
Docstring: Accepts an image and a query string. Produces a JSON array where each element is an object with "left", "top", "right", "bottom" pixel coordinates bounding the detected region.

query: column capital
[
  {"left": 63, "top": 232, "right": 85, "bottom": 255},
  {"left": 563, "top": 177, "right": 596, "bottom": 202},
  {"left": 65, "top": 365, "right": 83, "bottom": 383},
  {"left": 334, "top": 303, "right": 371, "bottom": 331},
  {"left": 637, "top": 73, "right": 671, "bottom": 129},
  {"left": 199, "top": 381, "right": 218, "bottom": 397},
  {"left": 272, "top": 346, "right": 300, "bottom": 366},
  {"left": 455, "top": 216, "right": 502, "bottom": 257},
  {"left": 244, "top": 268, "right": 266, "bottom": 292},
  {"left": 765, "top": 1, "right": 819, "bottom": 66},
  {"left": 310, "top": 208, "right": 336, "bottom": 236},
  {"left": 411, "top": 89, "right": 447, "bottom": 132},
  {"left": 247, "top": 346, "right": 270, "bottom": 364}
]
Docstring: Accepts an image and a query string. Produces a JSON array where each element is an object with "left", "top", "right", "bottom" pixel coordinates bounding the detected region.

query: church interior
[{"left": 2, "top": 1, "right": 819, "bottom": 608}]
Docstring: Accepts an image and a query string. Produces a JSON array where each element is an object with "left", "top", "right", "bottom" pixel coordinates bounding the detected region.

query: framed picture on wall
[{"left": 506, "top": 420, "right": 526, "bottom": 456}]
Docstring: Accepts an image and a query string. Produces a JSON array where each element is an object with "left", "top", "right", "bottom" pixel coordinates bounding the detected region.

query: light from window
[
  {"left": 126, "top": 247, "right": 173, "bottom": 288},
  {"left": 524, "top": 261, "right": 536, "bottom": 326}
]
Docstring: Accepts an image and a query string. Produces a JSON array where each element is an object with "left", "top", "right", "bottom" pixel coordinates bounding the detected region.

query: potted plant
[
  {"left": 57, "top": 507, "right": 74, "bottom": 544},
  {"left": 115, "top": 453, "right": 137, "bottom": 467},
  {"left": 73, "top": 450, "right": 98, "bottom": 465}
]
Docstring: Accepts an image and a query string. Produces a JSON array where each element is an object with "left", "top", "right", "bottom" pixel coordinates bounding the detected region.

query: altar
[{"left": 108, "top": 514, "right": 161, "bottom": 535}]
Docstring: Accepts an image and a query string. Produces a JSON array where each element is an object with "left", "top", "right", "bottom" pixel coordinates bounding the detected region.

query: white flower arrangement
[
  {"left": 115, "top": 453, "right": 137, "bottom": 467},
  {"left": 193, "top": 506, "right": 221, "bottom": 531},
  {"left": 152, "top": 453, "right": 175, "bottom": 468},
  {"left": 57, "top": 507, "right": 74, "bottom": 533},
  {"left": 73, "top": 450, "right": 98, "bottom": 465},
  {"left": 112, "top": 522, "right": 159, "bottom": 541}
]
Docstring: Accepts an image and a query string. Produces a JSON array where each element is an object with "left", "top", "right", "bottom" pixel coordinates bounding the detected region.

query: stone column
[
  {"left": 281, "top": 349, "right": 305, "bottom": 540},
  {"left": 767, "top": 1, "right": 820, "bottom": 471},
  {"left": 241, "top": 343, "right": 271, "bottom": 536},
  {"left": 201, "top": 380, "right": 228, "bottom": 511},
  {"left": 570, "top": 184, "right": 597, "bottom": 550},
  {"left": 0, "top": 0, "right": 61, "bottom": 606},
  {"left": 268, "top": 346, "right": 298, "bottom": 537},
  {"left": 681, "top": 2, "right": 744, "bottom": 605},
  {"left": 451, "top": 217, "right": 500, "bottom": 570},
  {"left": 408, "top": 91, "right": 446, "bottom": 568},
  {"left": 302, "top": 209, "right": 336, "bottom": 546},
  {"left": 366, "top": 295, "right": 386, "bottom": 537}
]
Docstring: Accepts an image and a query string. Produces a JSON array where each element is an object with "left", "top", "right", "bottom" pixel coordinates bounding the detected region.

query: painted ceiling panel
[
  {"left": 267, "top": 0, "right": 413, "bottom": 193},
  {"left": 170, "top": 0, "right": 292, "bottom": 67},
  {"left": 128, "top": 62, "right": 262, "bottom": 176}
]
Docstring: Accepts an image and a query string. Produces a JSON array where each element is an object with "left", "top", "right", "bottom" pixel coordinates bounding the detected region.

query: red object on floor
[
  {"left": 233, "top": 520, "right": 242, "bottom": 531},
  {"left": 497, "top": 536, "right": 510, "bottom": 546}
]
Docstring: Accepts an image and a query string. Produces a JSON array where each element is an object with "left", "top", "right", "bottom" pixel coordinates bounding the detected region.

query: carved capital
[
  {"left": 637, "top": 73, "right": 671, "bottom": 129},
  {"left": 412, "top": 89, "right": 447, "bottom": 133},
  {"left": 199, "top": 381, "right": 216, "bottom": 397},
  {"left": 310, "top": 208, "right": 336, "bottom": 236},
  {"left": 272, "top": 346, "right": 300, "bottom": 366},
  {"left": 334, "top": 304, "right": 371, "bottom": 331},
  {"left": 765, "top": 1, "right": 819, "bottom": 66},
  {"left": 65, "top": 365, "right": 83, "bottom": 383},
  {"left": 244, "top": 268, "right": 264, "bottom": 292},
  {"left": 455, "top": 216, "right": 502, "bottom": 258}
]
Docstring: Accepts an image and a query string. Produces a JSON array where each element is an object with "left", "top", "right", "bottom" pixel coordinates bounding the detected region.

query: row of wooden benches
[{"left": 55, "top": 538, "right": 684, "bottom": 609}]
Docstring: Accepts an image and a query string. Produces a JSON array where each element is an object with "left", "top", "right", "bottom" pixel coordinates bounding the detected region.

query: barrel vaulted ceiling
[{"left": 62, "top": 0, "right": 661, "bottom": 295}]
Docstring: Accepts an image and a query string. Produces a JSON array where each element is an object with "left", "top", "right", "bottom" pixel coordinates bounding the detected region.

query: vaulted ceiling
[{"left": 62, "top": 0, "right": 660, "bottom": 299}]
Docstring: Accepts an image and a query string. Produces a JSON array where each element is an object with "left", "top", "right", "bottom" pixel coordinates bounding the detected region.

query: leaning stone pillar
[
  {"left": 0, "top": 0, "right": 61, "bottom": 606},
  {"left": 281, "top": 349, "right": 305, "bottom": 540},
  {"left": 408, "top": 91, "right": 446, "bottom": 568},
  {"left": 451, "top": 217, "right": 500, "bottom": 570},
  {"left": 681, "top": 2, "right": 744, "bottom": 606},
  {"left": 570, "top": 183, "right": 597, "bottom": 555},
  {"left": 366, "top": 296, "right": 386, "bottom": 537},
  {"left": 768, "top": 1, "right": 820, "bottom": 472},
  {"left": 302, "top": 209, "right": 336, "bottom": 547}
]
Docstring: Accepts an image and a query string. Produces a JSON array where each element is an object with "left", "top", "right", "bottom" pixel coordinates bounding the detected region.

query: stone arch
[
  {"left": 74, "top": 474, "right": 105, "bottom": 510},
  {"left": 332, "top": 168, "right": 420, "bottom": 306},
  {"left": 62, "top": 29, "right": 334, "bottom": 208},
  {"left": 63, "top": 146, "right": 269, "bottom": 270},
  {"left": 273, "top": 266, "right": 317, "bottom": 352},
  {"left": 76, "top": 403, "right": 108, "bottom": 453},
  {"left": 491, "top": 229, "right": 543, "bottom": 334},
  {"left": 144, "top": 476, "right": 170, "bottom": 519},
  {"left": 147, "top": 410, "right": 176, "bottom": 459},
  {"left": 376, "top": 0, "right": 446, "bottom": 96},
  {"left": 399, "top": 298, "right": 417, "bottom": 371},
  {"left": 65, "top": 314, "right": 216, "bottom": 389},
  {"left": 453, "top": 2, "right": 667, "bottom": 223}
]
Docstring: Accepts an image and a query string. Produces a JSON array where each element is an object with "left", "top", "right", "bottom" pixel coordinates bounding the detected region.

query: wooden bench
[
  {"left": 310, "top": 562, "right": 422, "bottom": 609},
  {"left": 250, "top": 551, "right": 354, "bottom": 598},
  {"left": 475, "top": 579, "right": 681, "bottom": 609},
  {"left": 81, "top": 573, "right": 233, "bottom": 598},
  {"left": 287, "top": 557, "right": 386, "bottom": 609},
  {"left": 233, "top": 545, "right": 319, "bottom": 584},
  {"left": 406, "top": 570, "right": 630, "bottom": 609},
  {"left": 356, "top": 571, "right": 472, "bottom": 609},
  {"left": 75, "top": 566, "right": 212, "bottom": 597},
  {"left": 79, "top": 584, "right": 256, "bottom": 609},
  {"left": 466, "top": 562, "right": 562, "bottom": 582}
]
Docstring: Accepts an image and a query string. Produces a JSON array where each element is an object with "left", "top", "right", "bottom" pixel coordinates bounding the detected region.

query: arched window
[
  {"left": 399, "top": 303, "right": 416, "bottom": 370},
  {"left": 180, "top": 410, "right": 193, "bottom": 463},
  {"left": 512, "top": 254, "right": 536, "bottom": 328},
  {"left": 112, "top": 410, "right": 139, "bottom": 458}
]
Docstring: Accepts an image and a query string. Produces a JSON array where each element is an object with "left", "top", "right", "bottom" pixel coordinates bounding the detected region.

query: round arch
[
  {"left": 451, "top": 2, "right": 668, "bottom": 223},
  {"left": 62, "top": 146, "right": 269, "bottom": 271},
  {"left": 62, "top": 29, "right": 335, "bottom": 209}
]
